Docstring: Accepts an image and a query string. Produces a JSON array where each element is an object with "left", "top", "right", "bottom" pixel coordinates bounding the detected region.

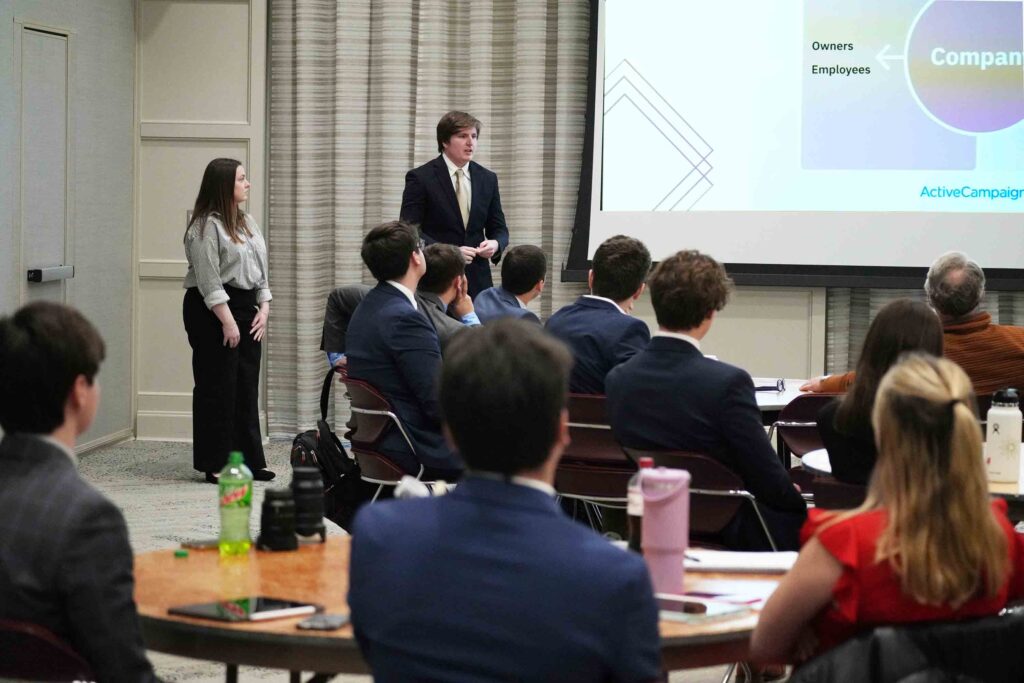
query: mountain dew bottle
[{"left": 218, "top": 451, "right": 253, "bottom": 556}]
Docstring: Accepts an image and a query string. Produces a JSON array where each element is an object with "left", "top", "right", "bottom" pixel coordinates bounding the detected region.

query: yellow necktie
[{"left": 455, "top": 168, "right": 469, "bottom": 229}]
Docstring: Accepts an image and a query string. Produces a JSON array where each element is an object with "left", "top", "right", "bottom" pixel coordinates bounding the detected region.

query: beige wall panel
[
  {"left": 140, "top": 0, "right": 250, "bottom": 123},
  {"left": 139, "top": 138, "right": 248, "bottom": 261},
  {"left": 137, "top": 279, "right": 193, "bottom": 396},
  {"left": 633, "top": 286, "right": 826, "bottom": 380}
]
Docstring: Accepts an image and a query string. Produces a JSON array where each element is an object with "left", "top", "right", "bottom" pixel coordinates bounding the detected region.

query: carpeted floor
[{"left": 79, "top": 438, "right": 739, "bottom": 682}]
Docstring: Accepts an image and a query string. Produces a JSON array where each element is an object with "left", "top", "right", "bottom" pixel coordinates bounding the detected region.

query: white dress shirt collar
[
  {"left": 469, "top": 470, "right": 557, "bottom": 497},
  {"left": 582, "top": 294, "right": 626, "bottom": 315},
  {"left": 442, "top": 152, "right": 470, "bottom": 180},
  {"left": 653, "top": 330, "right": 701, "bottom": 351},
  {"left": 386, "top": 280, "right": 418, "bottom": 310}
]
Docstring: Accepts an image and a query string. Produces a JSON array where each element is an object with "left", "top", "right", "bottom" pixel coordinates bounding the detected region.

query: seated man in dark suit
[
  {"left": 416, "top": 243, "right": 480, "bottom": 351},
  {"left": 546, "top": 235, "right": 652, "bottom": 394},
  {"left": 321, "top": 283, "right": 372, "bottom": 368},
  {"left": 349, "top": 320, "right": 660, "bottom": 682},
  {"left": 345, "top": 220, "right": 462, "bottom": 478},
  {"left": 474, "top": 244, "right": 545, "bottom": 324},
  {"left": 0, "top": 302, "right": 157, "bottom": 682},
  {"left": 321, "top": 246, "right": 480, "bottom": 367},
  {"left": 606, "top": 250, "right": 807, "bottom": 550}
]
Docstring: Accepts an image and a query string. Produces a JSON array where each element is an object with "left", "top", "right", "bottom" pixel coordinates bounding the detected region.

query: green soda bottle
[{"left": 218, "top": 451, "right": 253, "bottom": 557}]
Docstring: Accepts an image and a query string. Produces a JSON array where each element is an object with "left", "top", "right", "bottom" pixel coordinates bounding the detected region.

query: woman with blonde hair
[{"left": 751, "top": 353, "right": 1024, "bottom": 664}]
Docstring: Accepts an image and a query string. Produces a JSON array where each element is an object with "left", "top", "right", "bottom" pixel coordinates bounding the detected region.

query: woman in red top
[{"left": 751, "top": 353, "right": 1024, "bottom": 664}]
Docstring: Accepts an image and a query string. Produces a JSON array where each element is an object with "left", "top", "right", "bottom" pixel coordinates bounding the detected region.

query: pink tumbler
[{"left": 640, "top": 467, "right": 691, "bottom": 594}]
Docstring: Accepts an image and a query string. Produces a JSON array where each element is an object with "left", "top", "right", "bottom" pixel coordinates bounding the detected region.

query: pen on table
[{"left": 684, "top": 554, "right": 700, "bottom": 563}]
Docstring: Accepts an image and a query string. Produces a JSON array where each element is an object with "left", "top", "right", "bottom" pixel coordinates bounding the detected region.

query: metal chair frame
[
  {"left": 342, "top": 377, "right": 430, "bottom": 501},
  {"left": 622, "top": 448, "right": 779, "bottom": 552}
]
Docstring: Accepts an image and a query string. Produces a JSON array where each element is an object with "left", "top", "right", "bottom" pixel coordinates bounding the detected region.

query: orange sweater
[{"left": 818, "top": 313, "right": 1024, "bottom": 396}]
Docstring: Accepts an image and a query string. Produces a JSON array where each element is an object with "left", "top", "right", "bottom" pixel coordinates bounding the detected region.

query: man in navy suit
[
  {"left": 349, "top": 320, "right": 661, "bottom": 682},
  {"left": 546, "top": 235, "right": 652, "bottom": 394},
  {"left": 606, "top": 250, "right": 807, "bottom": 550},
  {"left": 474, "top": 244, "right": 545, "bottom": 324},
  {"left": 0, "top": 302, "right": 157, "bottom": 681},
  {"left": 400, "top": 111, "right": 510, "bottom": 298},
  {"left": 346, "top": 220, "right": 462, "bottom": 478}
]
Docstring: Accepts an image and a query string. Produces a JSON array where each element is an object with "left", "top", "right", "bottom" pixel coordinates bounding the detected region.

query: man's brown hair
[
  {"left": 591, "top": 235, "right": 651, "bottom": 302},
  {"left": 418, "top": 243, "right": 466, "bottom": 294},
  {"left": 648, "top": 250, "right": 732, "bottom": 330},
  {"left": 0, "top": 302, "right": 106, "bottom": 433},
  {"left": 436, "top": 111, "right": 482, "bottom": 153}
]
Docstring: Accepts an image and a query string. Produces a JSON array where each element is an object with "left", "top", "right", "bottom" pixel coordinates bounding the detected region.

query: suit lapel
[
  {"left": 432, "top": 156, "right": 464, "bottom": 230},
  {"left": 467, "top": 161, "right": 481, "bottom": 230}
]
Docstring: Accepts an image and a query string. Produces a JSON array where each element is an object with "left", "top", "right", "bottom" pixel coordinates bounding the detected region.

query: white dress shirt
[
  {"left": 582, "top": 294, "right": 626, "bottom": 315},
  {"left": 442, "top": 152, "right": 471, "bottom": 208},
  {"left": 653, "top": 330, "right": 702, "bottom": 351},
  {"left": 386, "top": 280, "right": 418, "bottom": 310}
]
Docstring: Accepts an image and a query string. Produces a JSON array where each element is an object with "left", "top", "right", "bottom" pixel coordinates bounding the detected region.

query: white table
[
  {"left": 800, "top": 448, "right": 832, "bottom": 476},
  {"left": 752, "top": 378, "right": 807, "bottom": 413},
  {"left": 801, "top": 446, "right": 1024, "bottom": 504}
]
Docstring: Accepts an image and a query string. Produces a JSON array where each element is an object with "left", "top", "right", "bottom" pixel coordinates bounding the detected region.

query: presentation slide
[{"left": 588, "top": 0, "right": 1024, "bottom": 271}]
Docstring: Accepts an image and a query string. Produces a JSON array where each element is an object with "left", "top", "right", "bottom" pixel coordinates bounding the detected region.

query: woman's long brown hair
[
  {"left": 866, "top": 353, "right": 1008, "bottom": 606},
  {"left": 186, "top": 158, "right": 251, "bottom": 244}
]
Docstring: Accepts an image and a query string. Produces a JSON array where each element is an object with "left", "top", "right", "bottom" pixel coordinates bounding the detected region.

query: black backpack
[{"left": 290, "top": 368, "right": 377, "bottom": 531}]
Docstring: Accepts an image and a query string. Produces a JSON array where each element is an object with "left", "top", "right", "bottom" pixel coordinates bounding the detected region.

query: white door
[{"left": 20, "top": 26, "right": 70, "bottom": 304}]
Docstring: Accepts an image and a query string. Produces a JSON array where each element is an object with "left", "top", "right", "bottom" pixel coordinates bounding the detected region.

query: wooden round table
[{"left": 135, "top": 538, "right": 773, "bottom": 675}]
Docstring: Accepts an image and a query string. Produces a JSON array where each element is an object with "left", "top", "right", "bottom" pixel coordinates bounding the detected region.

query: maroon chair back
[
  {"left": 811, "top": 476, "right": 868, "bottom": 510},
  {"left": 622, "top": 448, "right": 746, "bottom": 539},
  {"left": 777, "top": 393, "right": 839, "bottom": 456},
  {"left": 0, "top": 619, "right": 94, "bottom": 681},
  {"left": 555, "top": 394, "right": 633, "bottom": 500},
  {"left": 340, "top": 376, "right": 409, "bottom": 483}
]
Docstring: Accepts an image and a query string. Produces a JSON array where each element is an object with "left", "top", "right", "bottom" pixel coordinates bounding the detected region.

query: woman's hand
[
  {"left": 251, "top": 303, "right": 269, "bottom": 342},
  {"left": 222, "top": 320, "right": 240, "bottom": 348}
]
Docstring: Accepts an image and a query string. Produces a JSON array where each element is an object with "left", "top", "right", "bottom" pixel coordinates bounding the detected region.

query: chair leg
[
  {"left": 225, "top": 664, "right": 238, "bottom": 683},
  {"left": 720, "top": 662, "right": 736, "bottom": 683},
  {"left": 370, "top": 483, "right": 384, "bottom": 503}
]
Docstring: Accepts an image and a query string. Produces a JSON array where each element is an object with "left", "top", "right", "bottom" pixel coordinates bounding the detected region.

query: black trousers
[{"left": 183, "top": 286, "right": 267, "bottom": 473}]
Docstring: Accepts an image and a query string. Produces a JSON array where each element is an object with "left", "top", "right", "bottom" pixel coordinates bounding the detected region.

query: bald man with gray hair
[
  {"left": 924, "top": 251, "right": 986, "bottom": 319},
  {"left": 806, "top": 250, "right": 1024, "bottom": 396}
]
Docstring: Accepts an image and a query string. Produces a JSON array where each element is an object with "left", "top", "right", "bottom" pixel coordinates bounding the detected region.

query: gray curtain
[
  {"left": 266, "top": 0, "right": 590, "bottom": 436},
  {"left": 825, "top": 288, "right": 1024, "bottom": 374}
]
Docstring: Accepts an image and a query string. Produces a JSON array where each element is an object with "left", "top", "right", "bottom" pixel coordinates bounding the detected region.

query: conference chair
[
  {"left": 767, "top": 392, "right": 840, "bottom": 491},
  {"left": 554, "top": 394, "right": 635, "bottom": 530},
  {"left": 622, "top": 448, "right": 778, "bottom": 551},
  {"left": 340, "top": 375, "right": 430, "bottom": 501},
  {"left": 810, "top": 475, "right": 867, "bottom": 510},
  {"left": 790, "top": 612, "right": 1024, "bottom": 683},
  {"left": 0, "top": 619, "right": 94, "bottom": 681}
]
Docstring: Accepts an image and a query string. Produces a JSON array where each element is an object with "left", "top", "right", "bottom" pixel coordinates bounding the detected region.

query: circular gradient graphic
[{"left": 907, "top": 0, "right": 1024, "bottom": 134}]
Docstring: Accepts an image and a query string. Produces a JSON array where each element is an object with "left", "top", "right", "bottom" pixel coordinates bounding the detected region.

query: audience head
[
  {"left": 440, "top": 319, "right": 572, "bottom": 477},
  {"left": 924, "top": 251, "right": 986, "bottom": 319},
  {"left": 835, "top": 299, "right": 944, "bottom": 434},
  {"left": 868, "top": 353, "right": 1006, "bottom": 606},
  {"left": 648, "top": 249, "right": 732, "bottom": 333},
  {"left": 436, "top": 110, "right": 481, "bottom": 158},
  {"left": 188, "top": 157, "right": 249, "bottom": 243},
  {"left": 589, "top": 236, "right": 651, "bottom": 304},
  {"left": 0, "top": 302, "right": 106, "bottom": 436},
  {"left": 361, "top": 220, "right": 424, "bottom": 283},
  {"left": 501, "top": 245, "right": 547, "bottom": 297},
  {"left": 418, "top": 244, "right": 467, "bottom": 297}
]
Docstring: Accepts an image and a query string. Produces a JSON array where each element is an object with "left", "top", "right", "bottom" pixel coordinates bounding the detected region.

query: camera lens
[
  {"left": 256, "top": 487, "right": 298, "bottom": 551},
  {"left": 291, "top": 466, "right": 326, "bottom": 541}
]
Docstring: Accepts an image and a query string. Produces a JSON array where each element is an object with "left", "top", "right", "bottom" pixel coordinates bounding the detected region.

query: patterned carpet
[{"left": 79, "top": 439, "right": 735, "bottom": 682}]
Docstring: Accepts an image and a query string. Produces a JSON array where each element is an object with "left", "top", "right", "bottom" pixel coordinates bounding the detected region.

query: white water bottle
[{"left": 985, "top": 388, "right": 1021, "bottom": 483}]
